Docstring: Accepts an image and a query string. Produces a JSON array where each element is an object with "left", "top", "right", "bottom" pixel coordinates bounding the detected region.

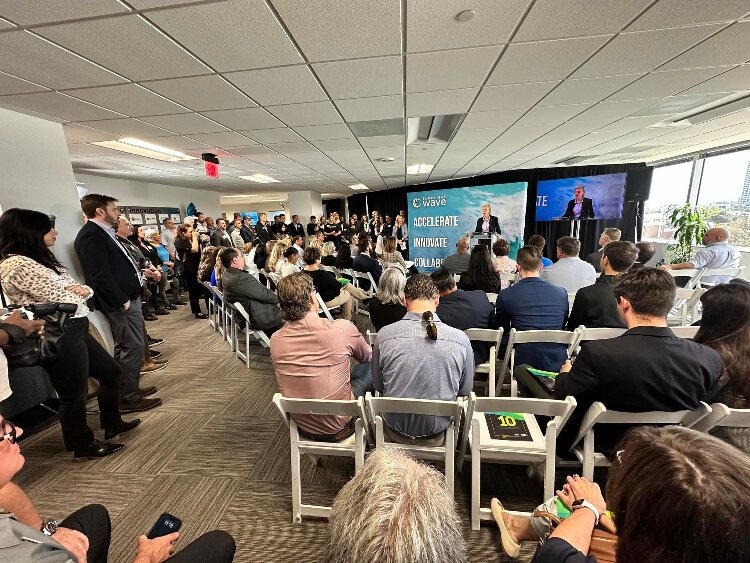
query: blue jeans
[{"left": 350, "top": 362, "right": 373, "bottom": 398}]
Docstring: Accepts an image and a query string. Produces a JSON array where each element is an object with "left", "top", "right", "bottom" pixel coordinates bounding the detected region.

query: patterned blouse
[
  {"left": 0, "top": 255, "right": 93, "bottom": 317},
  {"left": 493, "top": 256, "right": 518, "bottom": 289}
]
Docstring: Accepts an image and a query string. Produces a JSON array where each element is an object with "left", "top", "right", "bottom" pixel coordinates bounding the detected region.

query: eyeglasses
[{"left": 0, "top": 420, "right": 17, "bottom": 444}]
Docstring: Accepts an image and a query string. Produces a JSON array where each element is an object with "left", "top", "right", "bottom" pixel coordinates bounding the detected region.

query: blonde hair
[
  {"left": 322, "top": 241, "right": 336, "bottom": 257},
  {"left": 242, "top": 241, "right": 254, "bottom": 254},
  {"left": 308, "top": 238, "right": 322, "bottom": 251},
  {"left": 197, "top": 246, "right": 219, "bottom": 281},
  {"left": 268, "top": 241, "right": 288, "bottom": 271},
  {"left": 214, "top": 247, "right": 230, "bottom": 281}
]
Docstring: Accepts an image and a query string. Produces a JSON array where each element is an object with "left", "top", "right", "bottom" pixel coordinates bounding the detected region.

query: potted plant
[{"left": 666, "top": 203, "right": 708, "bottom": 264}]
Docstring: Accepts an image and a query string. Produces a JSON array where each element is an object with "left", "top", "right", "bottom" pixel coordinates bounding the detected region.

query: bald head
[
  {"left": 456, "top": 237, "right": 469, "bottom": 253},
  {"left": 704, "top": 227, "right": 729, "bottom": 244}
]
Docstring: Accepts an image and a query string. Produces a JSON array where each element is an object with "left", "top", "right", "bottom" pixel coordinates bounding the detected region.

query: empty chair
[
  {"left": 670, "top": 325, "right": 699, "bottom": 339},
  {"left": 666, "top": 268, "right": 704, "bottom": 289},
  {"left": 464, "top": 328, "right": 503, "bottom": 396},
  {"left": 366, "top": 330, "right": 377, "bottom": 346},
  {"left": 230, "top": 301, "right": 270, "bottom": 367},
  {"left": 486, "top": 292, "right": 498, "bottom": 304},
  {"left": 669, "top": 287, "right": 705, "bottom": 325}
]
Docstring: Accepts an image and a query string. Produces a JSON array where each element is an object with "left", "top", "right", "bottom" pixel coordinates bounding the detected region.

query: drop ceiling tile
[
  {"left": 488, "top": 36, "right": 611, "bottom": 85},
  {"left": 140, "top": 75, "right": 255, "bottom": 112},
  {"left": 572, "top": 98, "right": 662, "bottom": 122},
  {"left": 540, "top": 74, "right": 642, "bottom": 106},
  {"left": 140, "top": 113, "right": 229, "bottom": 134},
  {"left": 572, "top": 24, "right": 724, "bottom": 78},
  {"left": 0, "top": 71, "right": 48, "bottom": 95},
  {"left": 128, "top": 0, "right": 212, "bottom": 7},
  {"left": 452, "top": 128, "right": 502, "bottom": 142},
  {"left": 73, "top": 118, "right": 175, "bottom": 137},
  {"left": 514, "top": 0, "right": 652, "bottom": 42},
  {"left": 270, "top": 142, "right": 322, "bottom": 155},
  {"left": 267, "top": 101, "right": 342, "bottom": 126},
  {"left": 628, "top": 0, "right": 750, "bottom": 32},
  {"left": 406, "top": 47, "right": 501, "bottom": 93},
  {"left": 607, "top": 67, "right": 730, "bottom": 101},
  {"left": 472, "top": 81, "right": 560, "bottom": 111},
  {"left": 240, "top": 127, "right": 303, "bottom": 144},
  {"left": 312, "top": 56, "right": 402, "bottom": 99},
  {"left": 406, "top": 88, "right": 478, "bottom": 117},
  {"left": 0, "top": 17, "right": 14, "bottom": 29},
  {"left": 224, "top": 65, "right": 327, "bottom": 106},
  {"left": 35, "top": 15, "right": 210, "bottom": 81},
  {"left": 184, "top": 131, "right": 257, "bottom": 148},
  {"left": 145, "top": 0, "right": 302, "bottom": 71},
  {"left": 680, "top": 64, "right": 750, "bottom": 95},
  {"left": 63, "top": 123, "right": 116, "bottom": 143},
  {"left": 461, "top": 107, "right": 526, "bottom": 129},
  {"left": 144, "top": 135, "right": 214, "bottom": 151},
  {"left": 0, "top": 91, "right": 125, "bottom": 121},
  {"left": 64, "top": 84, "right": 190, "bottom": 117},
  {"left": 200, "top": 107, "right": 283, "bottom": 130},
  {"left": 272, "top": 0, "right": 401, "bottom": 62},
  {"left": 407, "top": 0, "right": 527, "bottom": 52},
  {"left": 515, "top": 103, "right": 591, "bottom": 125},
  {"left": 0, "top": 0, "right": 128, "bottom": 25},
  {"left": 660, "top": 21, "right": 750, "bottom": 70},
  {"left": 0, "top": 31, "right": 125, "bottom": 89},
  {"left": 293, "top": 123, "right": 353, "bottom": 141},
  {"left": 66, "top": 143, "right": 130, "bottom": 157},
  {"left": 359, "top": 135, "right": 405, "bottom": 148},
  {"left": 335, "top": 95, "right": 403, "bottom": 121},
  {"left": 312, "top": 138, "right": 362, "bottom": 151}
]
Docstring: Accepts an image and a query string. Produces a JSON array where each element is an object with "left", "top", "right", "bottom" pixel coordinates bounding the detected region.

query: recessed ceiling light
[
  {"left": 92, "top": 138, "right": 197, "bottom": 162},
  {"left": 378, "top": 157, "right": 395, "bottom": 162},
  {"left": 239, "top": 174, "right": 280, "bottom": 183},
  {"left": 455, "top": 10, "right": 475, "bottom": 22},
  {"left": 406, "top": 164, "right": 434, "bottom": 174},
  {"left": 348, "top": 183, "right": 370, "bottom": 190}
]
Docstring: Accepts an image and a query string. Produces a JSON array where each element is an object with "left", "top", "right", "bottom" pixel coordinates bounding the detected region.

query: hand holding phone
[{"left": 147, "top": 513, "right": 182, "bottom": 539}]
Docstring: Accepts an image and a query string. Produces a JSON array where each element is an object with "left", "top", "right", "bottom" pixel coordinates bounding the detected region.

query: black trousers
[
  {"left": 63, "top": 504, "right": 236, "bottom": 563},
  {"left": 43, "top": 317, "right": 123, "bottom": 451},
  {"left": 184, "top": 272, "right": 210, "bottom": 315},
  {"left": 514, "top": 364, "right": 554, "bottom": 400}
]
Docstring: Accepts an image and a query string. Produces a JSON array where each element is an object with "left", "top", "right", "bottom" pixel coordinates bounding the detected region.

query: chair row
[{"left": 666, "top": 266, "right": 745, "bottom": 289}]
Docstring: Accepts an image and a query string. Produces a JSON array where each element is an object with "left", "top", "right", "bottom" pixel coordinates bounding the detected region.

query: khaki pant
[{"left": 326, "top": 289, "right": 353, "bottom": 320}]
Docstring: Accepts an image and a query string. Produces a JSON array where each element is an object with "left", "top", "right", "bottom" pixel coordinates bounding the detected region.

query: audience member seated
[
  {"left": 280, "top": 247, "right": 300, "bottom": 277},
  {"left": 380, "top": 235, "right": 408, "bottom": 274},
  {"left": 197, "top": 246, "right": 220, "bottom": 285},
  {"left": 585, "top": 227, "right": 621, "bottom": 273},
  {"left": 694, "top": 282, "right": 750, "bottom": 453},
  {"left": 440, "top": 236, "right": 471, "bottom": 274},
  {"left": 242, "top": 242, "right": 259, "bottom": 278},
  {"left": 267, "top": 240, "right": 289, "bottom": 275},
  {"left": 432, "top": 269, "right": 495, "bottom": 366},
  {"left": 492, "top": 238, "right": 517, "bottom": 289},
  {"left": 335, "top": 243, "right": 354, "bottom": 279},
  {"left": 303, "top": 246, "right": 366, "bottom": 321},
  {"left": 632, "top": 241, "right": 656, "bottom": 269},
  {"left": 567, "top": 241, "right": 637, "bottom": 330},
  {"left": 321, "top": 241, "right": 337, "bottom": 267},
  {"left": 352, "top": 236, "right": 383, "bottom": 291},
  {"left": 220, "top": 248, "right": 283, "bottom": 334},
  {"left": 528, "top": 234, "right": 553, "bottom": 268},
  {"left": 457, "top": 244, "right": 501, "bottom": 294},
  {"left": 661, "top": 227, "right": 741, "bottom": 284},
  {"left": 324, "top": 447, "right": 466, "bottom": 563},
  {"left": 496, "top": 246, "right": 569, "bottom": 372},
  {"left": 542, "top": 236, "right": 596, "bottom": 293},
  {"left": 492, "top": 426, "right": 750, "bottom": 562},
  {"left": 372, "top": 274, "right": 473, "bottom": 445},
  {"left": 271, "top": 273, "right": 372, "bottom": 440},
  {"left": 517, "top": 268, "right": 723, "bottom": 456},
  {"left": 0, "top": 414, "right": 236, "bottom": 562},
  {"left": 368, "top": 267, "right": 407, "bottom": 331}
]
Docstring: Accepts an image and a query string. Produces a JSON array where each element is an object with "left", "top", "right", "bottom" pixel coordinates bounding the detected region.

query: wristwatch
[
  {"left": 571, "top": 499, "right": 600, "bottom": 525},
  {"left": 41, "top": 518, "right": 59, "bottom": 536}
]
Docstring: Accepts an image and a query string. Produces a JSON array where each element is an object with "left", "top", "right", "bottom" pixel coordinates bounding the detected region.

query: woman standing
[
  {"left": 0, "top": 209, "right": 139, "bottom": 458},
  {"left": 174, "top": 224, "right": 209, "bottom": 319},
  {"left": 394, "top": 214, "right": 409, "bottom": 259}
]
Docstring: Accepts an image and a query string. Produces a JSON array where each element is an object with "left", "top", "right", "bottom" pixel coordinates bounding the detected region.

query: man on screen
[
  {"left": 562, "top": 186, "right": 595, "bottom": 220},
  {"left": 474, "top": 204, "right": 501, "bottom": 235}
]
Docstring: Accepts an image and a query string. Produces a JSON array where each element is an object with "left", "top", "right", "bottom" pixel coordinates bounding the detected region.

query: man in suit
[
  {"left": 551, "top": 268, "right": 723, "bottom": 456},
  {"left": 255, "top": 213, "right": 274, "bottom": 245},
  {"left": 474, "top": 203, "right": 501, "bottom": 235},
  {"left": 632, "top": 241, "right": 656, "bottom": 269},
  {"left": 495, "top": 246, "right": 569, "bottom": 372},
  {"left": 352, "top": 236, "right": 383, "bottom": 292},
  {"left": 239, "top": 216, "right": 255, "bottom": 244},
  {"left": 585, "top": 227, "right": 621, "bottom": 273},
  {"left": 220, "top": 248, "right": 283, "bottom": 333},
  {"left": 567, "top": 241, "right": 638, "bottom": 330},
  {"left": 288, "top": 214, "right": 305, "bottom": 240},
  {"left": 562, "top": 185, "right": 595, "bottom": 220},
  {"left": 75, "top": 194, "right": 162, "bottom": 413},
  {"left": 210, "top": 218, "right": 232, "bottom": 247}
]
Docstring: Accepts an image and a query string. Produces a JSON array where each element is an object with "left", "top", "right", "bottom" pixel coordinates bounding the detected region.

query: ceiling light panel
[
  {"left": 239, "top": 174, "right": 281, "bottom": 183},
  {"left": 92, "top": 137, "right": 198, "bottom": 161}
]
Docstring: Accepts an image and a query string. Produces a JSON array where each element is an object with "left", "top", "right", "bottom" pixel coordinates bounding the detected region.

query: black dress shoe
[
  {"left": 74, "top": 440, "right": 124, "bottom": 459},
  {"left": 119, "top": 397, "right": 162, "bottom": 413},
  {"left": 148, "top": 337, "right": 164, "bottom": 347},
  {"left": 104, "top": 418, "right": 141, "bottom": 440},
  {"left": 155, "top": 309, "right": 170, "bottom": 316},
  {"left": 195, "top": 312, "right": 209, "bottom": 319},
  {"left": 149, "top": 350, "right": 162, "bottom": 359},
  {"left": 137, "top": 386, "right": 158, "bottom": 397},
  {"left": 144, "top": 314, "right": 158, "bottom": 321},
  {"left": 165, "top": 304, "right": 177, "bottom": 310}
]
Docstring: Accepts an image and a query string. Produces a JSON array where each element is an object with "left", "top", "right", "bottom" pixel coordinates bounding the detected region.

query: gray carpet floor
[{"left": 16, "top": 306, "right": 546, "bottom": 562}]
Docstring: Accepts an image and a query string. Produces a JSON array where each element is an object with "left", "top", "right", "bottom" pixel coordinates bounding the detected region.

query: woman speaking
[{"left": 475, "top": 204, "right": 501, "bottom": 235}]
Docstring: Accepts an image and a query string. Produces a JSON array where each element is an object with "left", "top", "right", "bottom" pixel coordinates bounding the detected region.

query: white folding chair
[
  {"left": 315, "top": 292, "right": 339, "bottom": 321},
  {"left": 670, "top": 325, "right": 699, "bottom": 339},
  {"left": 209, "top": 286, "right": 227, "bottom": 340},
  {"left": 267, "top": 271, "right": 281, "bottom": 288},
  {"left": 464, "top": 328, "right": 503, "bottom": 397},
  {"left": 201, "top": 281, "right": 217, "bottom": 331},
  {"left": 273, "top": 393, "right": 369, "bottom": 523},
  {"left": 366, "top": 330, "right": 377, "bottom": 346},
  {"left": 486, "top": 292, "right": 497, "bottom": 305},
  {"left": 366, "top": 393, "right": 463, "bottom": 496},
  {"left": 569, "top": 401, "right": 712, "bottom": 480},
  {"left": 700, "top": 266, "right": 746, "bottom": 287},
  {"left": 569, "top": 326, "right": 627, "bottom": 355},
  {"left": 498, "top": 272, "right": 519, "bottom": 287},
  {"left": 320, "top": 264, "right": 339, "bottom": 276},
  {"left": 667, "top": 268, "right": 704, "bottom": 289},
  {"left": 230, "top": 301, "right": 270, "bottom": 367},
  {"left": 692, "top": 403, "right": 750, "bottom": 434},
  {"left": 459, "top": 393, "right": 577, "bottom": 529},
  {"left": 500, "top": 329, "right": 580, "bottom": 397},
  {"left": 669, "top": 287, "right": 705, "bottom": 326},
  {"left": 352, "top": 271, "right": 376, "bottom": 317}
]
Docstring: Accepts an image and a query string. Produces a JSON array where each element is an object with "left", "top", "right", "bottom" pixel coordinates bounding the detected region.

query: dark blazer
[
  {"left": 554, "top": 326, "right": 723, "bottom": 455},
  {"left": 381, "top": 223, "right": 394, "bottom": 237},
  {"left": 306, "top": 223, "right": 320, "bottom": 237},
  {"left": 585, "top": 249, "right": 603, "bottom": 272},
  {"left": 221, "top": 267, "right": 282, "bottom": 331},
  {"left": 255, "top": 222, "right": 274, "bottom": 245},
  {"left": 474, "top": 215, "right": 501, "bottom": 234},
  {"left": 352, "top": 253, "right": 383, "bottom": 291},
  {"left": 239, "top": 224, "right": 255, "bottom": 243},
  {"left": 210, "top": 229, "right": 232, "bottom": 247},
  {"left": 288, "top": 222, "right": 305, "bottom": 239},
  {"left": 271, "top": 222, "right": 288, "bottom": 238},
  {"left": 74, "top": 221, "right": 142, "bottom": 312},
  {"left": 495, "top": 277, "right": 569, "bottom": 372},
  {"left": 567, "top": 275, "right": 626, "bottom": 331},
  {"left": 437, "top": 290, "right": 495, "bottom": 365},
  {"left": 563, "top": 198, "right": 595, "bottom": 220}
]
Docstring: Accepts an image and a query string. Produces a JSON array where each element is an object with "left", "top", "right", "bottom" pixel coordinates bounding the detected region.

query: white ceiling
[{"left": 0, "top": 0, "right": 749, "bottom": 199}]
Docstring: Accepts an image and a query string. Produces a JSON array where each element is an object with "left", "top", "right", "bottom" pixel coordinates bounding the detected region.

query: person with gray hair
[
  {"left": 368, "top": 267, "right": 407, "bottom": 331},
  {"left": 372, "top": 274, "right": 473, "bottom": 445},
  {"left": 541, "top": 236, "right": 596, "bottom": 293},
  {"left": 323, "top": 447, "right": 466, "bottom": 563},
  {"left": 586, "top": 227, "right": 621, "bottom": 272}
]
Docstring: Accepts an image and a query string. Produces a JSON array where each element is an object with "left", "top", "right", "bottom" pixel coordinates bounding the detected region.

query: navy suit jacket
[
  {"left": 437, "top": 290, "right": 495, "bottom": 365},
  {"left": 495, "top": 277, "right": 569, "bottom": 371}
]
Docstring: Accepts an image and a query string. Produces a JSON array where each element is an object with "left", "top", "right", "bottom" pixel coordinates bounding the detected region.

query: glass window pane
[
  {"left": 697, "top": 149, "right": 750, "bottom": 248},
  {"left": 643, "top": 161, "right": 692, "bottom": 242}
]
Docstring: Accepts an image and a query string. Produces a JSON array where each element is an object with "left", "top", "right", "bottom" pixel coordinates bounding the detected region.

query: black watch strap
[{"left": 0, "top": 323, "right": 27, "bottom": 345}]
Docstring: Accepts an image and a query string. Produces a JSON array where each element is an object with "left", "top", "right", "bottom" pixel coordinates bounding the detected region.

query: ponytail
[{"left": 423, "top": 311, "right": 437, "bottom": 340}]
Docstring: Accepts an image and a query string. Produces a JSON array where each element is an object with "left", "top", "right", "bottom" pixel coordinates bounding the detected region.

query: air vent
[
  {"left": 348, "top": 118, "right": 404, "bottom": 138},
  {"left": 553, "top": 156, "right": 598, "bottom": 166},
  {"left": 406, "top": 114, "right": 464, "bottom": 145}
]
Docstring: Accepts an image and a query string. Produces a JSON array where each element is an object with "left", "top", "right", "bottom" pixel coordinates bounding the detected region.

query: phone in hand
[{"left": 146, "top": 513, "right": 182, "bottom": 539}]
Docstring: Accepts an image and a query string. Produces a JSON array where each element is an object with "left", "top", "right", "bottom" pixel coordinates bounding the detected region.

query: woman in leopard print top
[{"left": 0, "top": 209, "right": 139, "bottom": 459}]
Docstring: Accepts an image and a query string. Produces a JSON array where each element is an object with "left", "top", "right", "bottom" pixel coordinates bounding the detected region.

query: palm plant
[{"left": 666, "top": 204, "right": 708, "bottom": 264}]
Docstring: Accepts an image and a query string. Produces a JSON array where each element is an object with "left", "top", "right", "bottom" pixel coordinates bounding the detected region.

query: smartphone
[{"left": 146, "top": 513, "right": 182, "bottom": 539}]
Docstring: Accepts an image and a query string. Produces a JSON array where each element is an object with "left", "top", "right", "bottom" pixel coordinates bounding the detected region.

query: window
[
  {"left": 642, "top": 161, "right": 693, "bottom": 242},
  {"left": 696, "top": 149, "right": 750, "bottom": 248}
]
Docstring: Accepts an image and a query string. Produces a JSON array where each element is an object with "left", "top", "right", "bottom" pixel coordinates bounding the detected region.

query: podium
[{"left": 469, "top": 232, "right": 499, "bottom": 250}]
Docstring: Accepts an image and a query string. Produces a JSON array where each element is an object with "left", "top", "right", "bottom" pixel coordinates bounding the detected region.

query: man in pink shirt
[{"left": 271, "top": 273, "right": 372, "bottom": 440}]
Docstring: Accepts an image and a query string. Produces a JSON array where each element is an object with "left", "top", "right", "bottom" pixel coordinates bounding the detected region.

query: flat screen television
[
  {"left": 240, "top": 211, "right": 259, "bottom": 223},
  {"left": 535, "top": 173, "right": 626, "bottom": 221}
]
